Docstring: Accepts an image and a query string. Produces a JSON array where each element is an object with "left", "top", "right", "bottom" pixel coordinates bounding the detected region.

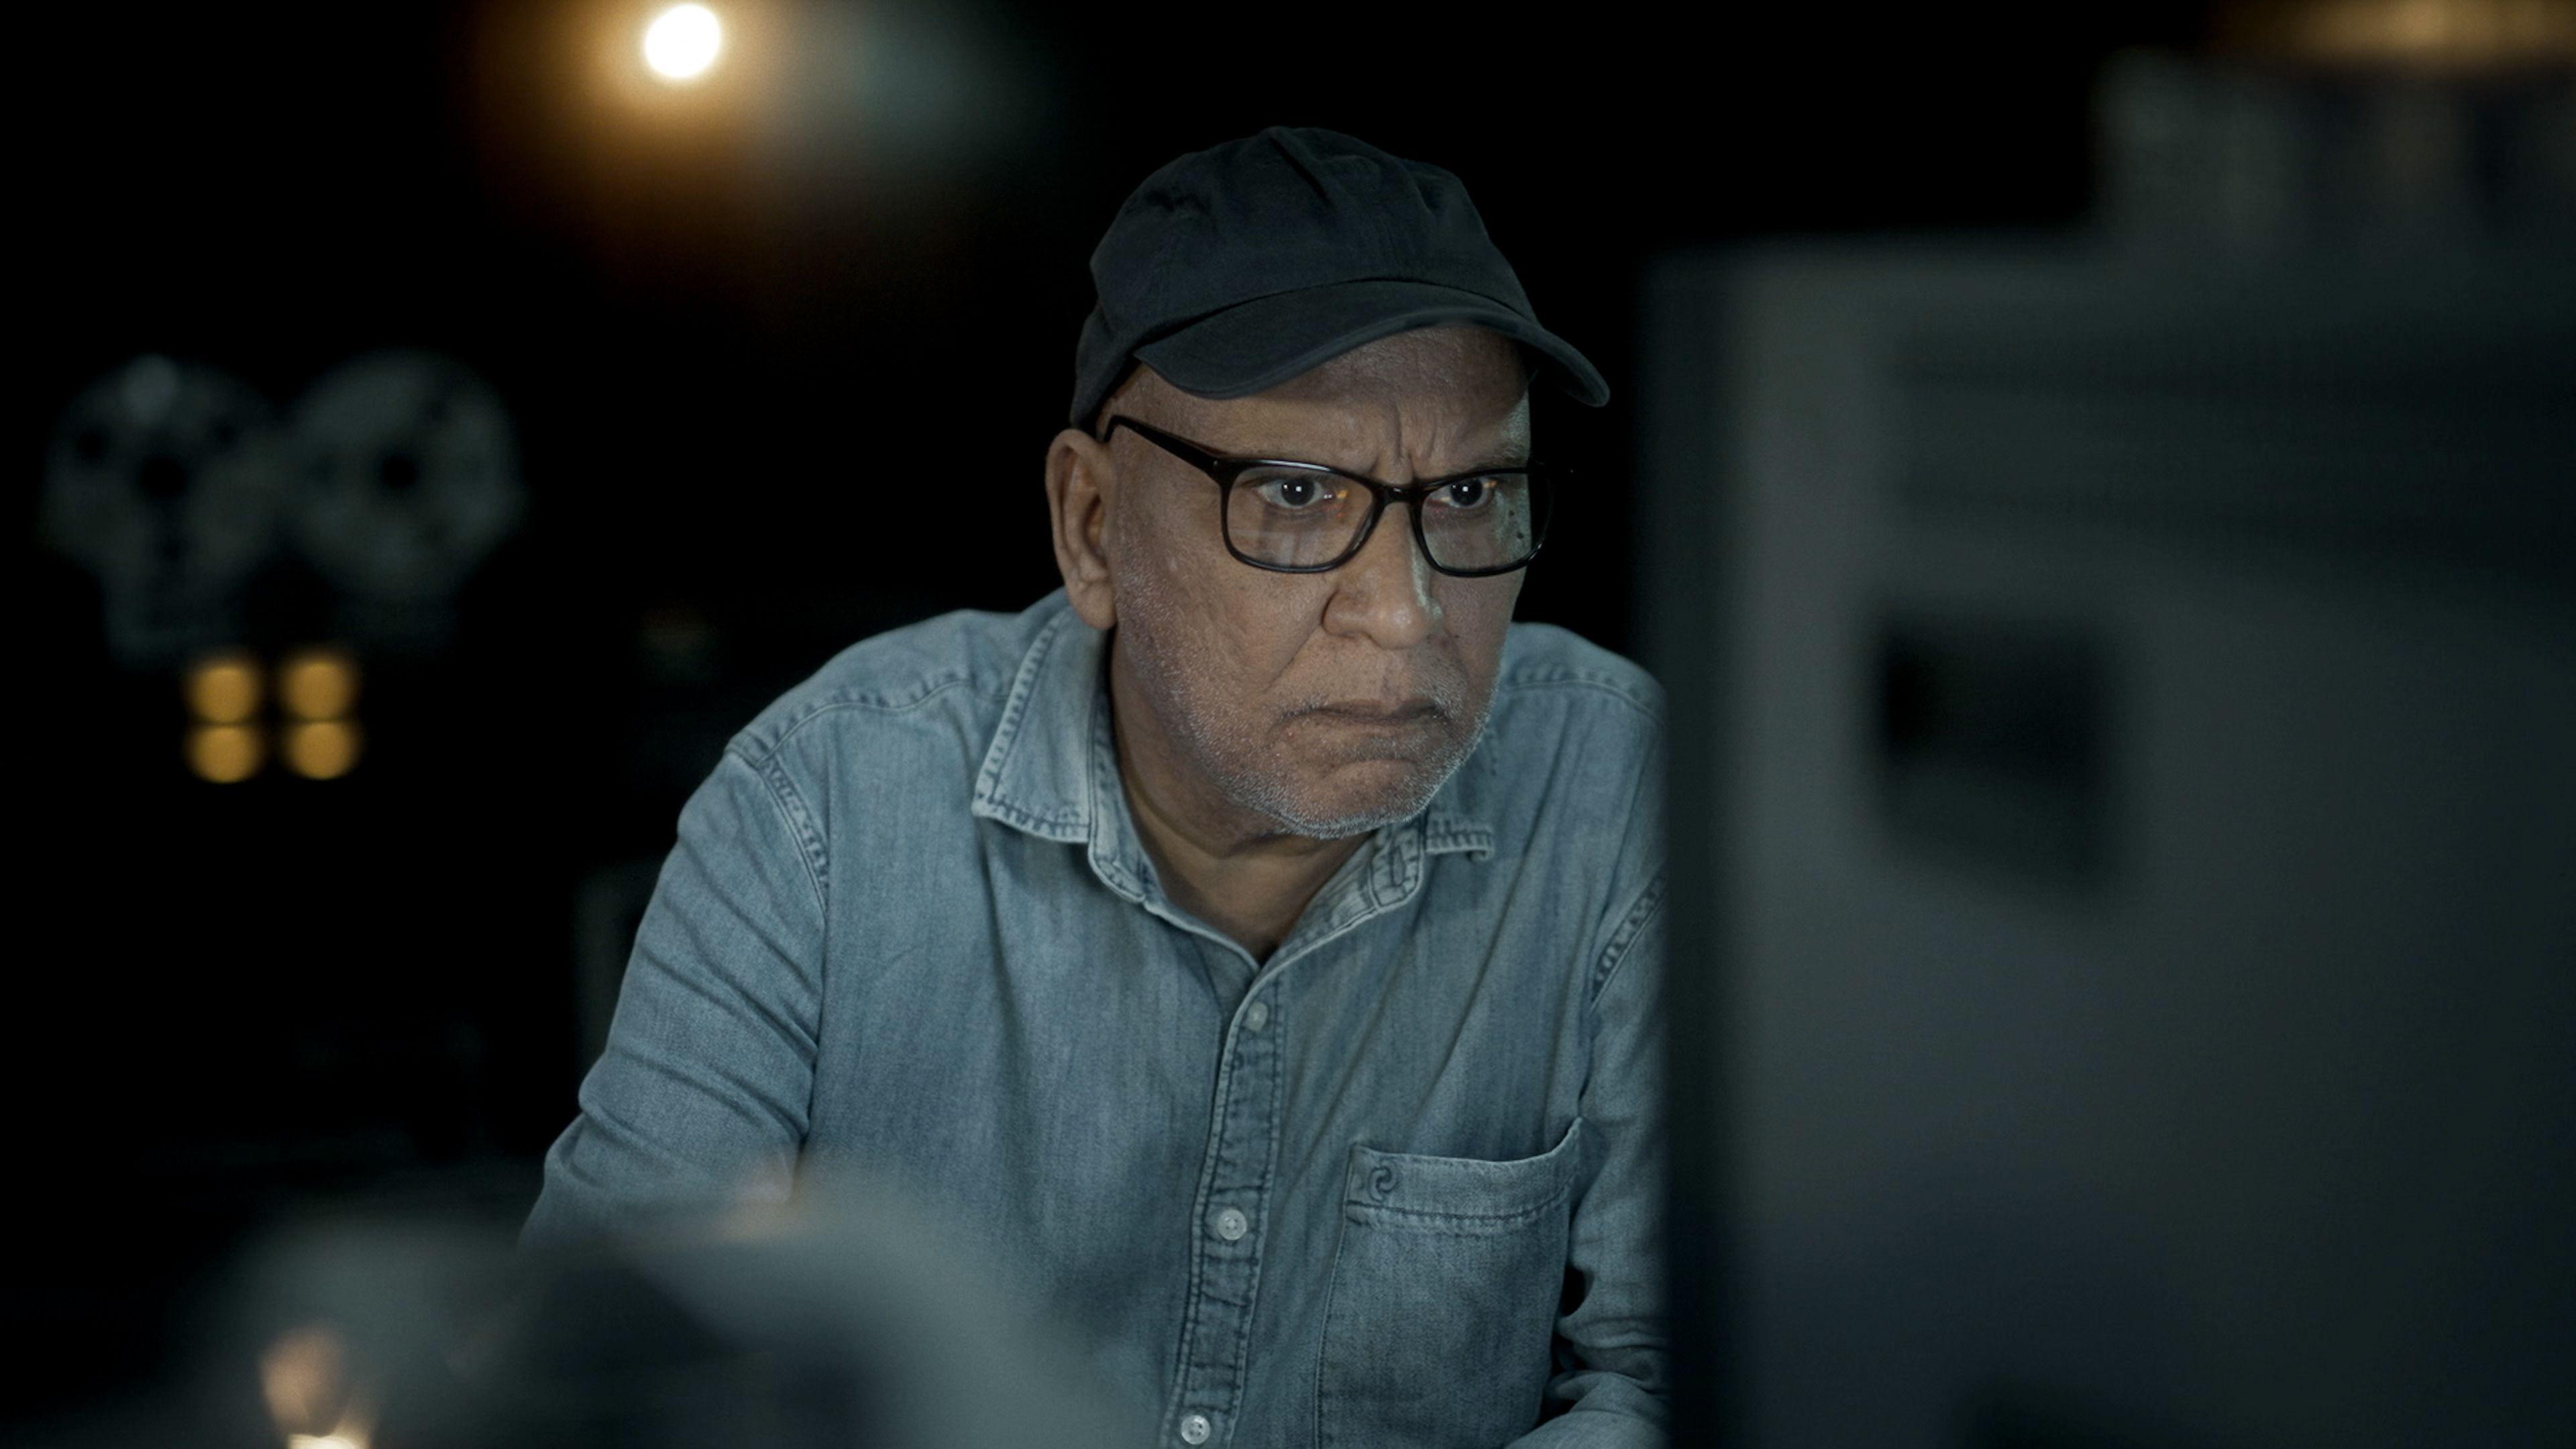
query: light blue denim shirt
[{"left": 527, "top": 590, "right": 1668, "bottom": 1448}]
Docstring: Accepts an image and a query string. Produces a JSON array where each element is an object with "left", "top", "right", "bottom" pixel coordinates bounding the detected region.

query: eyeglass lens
[{"left": 1224, "top": 467, "right": 1544, "bottom": 572}]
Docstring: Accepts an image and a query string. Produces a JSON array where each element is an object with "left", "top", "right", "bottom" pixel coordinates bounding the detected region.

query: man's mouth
[{"left": 1303, "top": 700, "right": 1444, "bottom": 725}]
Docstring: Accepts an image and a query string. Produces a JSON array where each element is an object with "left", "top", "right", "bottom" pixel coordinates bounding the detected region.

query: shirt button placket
[{"left": 1169, "top": 984, "right": 1279, "bottom": 1449}]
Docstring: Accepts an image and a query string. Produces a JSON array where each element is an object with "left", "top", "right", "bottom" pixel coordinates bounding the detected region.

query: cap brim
[{"left": 1131, "top": 278, "right": 1609, "bottom": 411}]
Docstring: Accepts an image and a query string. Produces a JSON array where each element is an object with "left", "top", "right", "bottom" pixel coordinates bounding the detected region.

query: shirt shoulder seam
[
  {"left": 733, "top": 670, "right": 979, "bottom": 769},
  {"left": 1588, "top": 869, "right": 1666, "bottom": 1010},
  {"left": 728, "top": 745, "right": 831, "bottom": 921}
]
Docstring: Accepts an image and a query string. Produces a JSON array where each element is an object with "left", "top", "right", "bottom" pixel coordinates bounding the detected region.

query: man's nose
[{"left": 1322, "top": 500, "right": 1438, "bottom": 649}]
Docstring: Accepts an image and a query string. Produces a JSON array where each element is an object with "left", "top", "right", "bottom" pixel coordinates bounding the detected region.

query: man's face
[{"left": 1100, "top": 325, "right": 1532, "bottom": 840}]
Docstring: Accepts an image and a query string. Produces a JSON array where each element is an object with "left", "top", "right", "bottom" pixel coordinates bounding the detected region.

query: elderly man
[{"left": 527, "top": 126, "right": 1667, "bottom": 1448}]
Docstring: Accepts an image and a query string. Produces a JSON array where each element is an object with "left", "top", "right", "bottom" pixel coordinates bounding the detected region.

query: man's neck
[{"left": 1107, "top": 653, "right": 1368, "bottom": 963}]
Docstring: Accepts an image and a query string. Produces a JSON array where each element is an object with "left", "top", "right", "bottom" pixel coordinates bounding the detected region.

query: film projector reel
[
  {"left": 42, "top": 356, "right": 288, "bottom": 668},
  {"left": 288, "top": 350, "right": 523, "bottom": 647}
]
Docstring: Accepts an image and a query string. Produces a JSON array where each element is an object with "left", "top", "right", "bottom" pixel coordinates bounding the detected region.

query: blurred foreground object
[
  {"left": 2104, "top": 5, "right": 2576, "bottom": 250},
  {"left": 68, "top": 1182, "right": 1142, "bottom": 1449},
  {"left": 472, "top": 1189, "right": 1136, "bottom": 1448},
  {"left": 259, "top": 1323, "right": 365, "bottom": 1448},
  {"left": 1643, "top": 38, "right": 2573, "bottom": 1449}
]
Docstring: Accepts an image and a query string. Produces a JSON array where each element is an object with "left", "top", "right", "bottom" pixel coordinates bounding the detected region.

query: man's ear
[{"left": 1046, "top": 427, "right": 1118, "bottom": 630}]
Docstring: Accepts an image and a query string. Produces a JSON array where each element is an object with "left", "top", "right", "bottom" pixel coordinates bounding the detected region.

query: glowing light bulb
[
  {"left": 186, "top": 649, "right": 263, "bottom": 725},
  {"left": 186, "top": 722, "right": 264, "bottom": 783},
  {"left": 279, "top": 647, "right": 360, "bottom": 721},
  {"left": 286, "top": 720, "right": 362, "bottom": 781},
  {"left": 643, "top": 5, "right": 723, "bottom": 82}
]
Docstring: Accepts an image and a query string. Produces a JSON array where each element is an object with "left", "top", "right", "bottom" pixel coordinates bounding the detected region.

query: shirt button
[
  {"left": 1212, "top": 1206, "right": 1248, "bottom": 1242},
  {"left": 1242, "top": 1000, "right": 1269, "bottom": 1032},
  {"left": 1179, "top": 1412, "right": 1212, "bottom": 1444}
]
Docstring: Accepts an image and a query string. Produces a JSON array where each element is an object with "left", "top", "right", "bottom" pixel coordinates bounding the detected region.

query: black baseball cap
[{"left": 1069, "top": 126, "right": 1609, "bottom": 430}]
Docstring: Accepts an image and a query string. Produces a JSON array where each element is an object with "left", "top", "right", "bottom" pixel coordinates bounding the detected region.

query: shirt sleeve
[
  {"left": 1510, "top": 876, "right": 1671, "bottom": 1447},
  {"left": 523, "top": 747, "right": 828, "bottom": 1247}
]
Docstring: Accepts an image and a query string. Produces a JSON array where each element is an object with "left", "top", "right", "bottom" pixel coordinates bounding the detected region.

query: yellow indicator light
[
  {"left": 186, "top": 650, "right": 264, "bottom": 724},
  {"left": 280, "top": 647, "right": 360, "bottom": 721},
  {"left": 643, "top": 4, "right": 723, "bottom": 81},
  {"left": 285, "top": 720, "right": 363, "bottom": 781},
  {"left": 187, "top": 723, "right": 265, "bottom": 783}
]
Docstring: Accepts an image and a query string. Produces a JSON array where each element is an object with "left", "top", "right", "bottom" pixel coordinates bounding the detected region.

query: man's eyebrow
[
  {"left": 1434, "top": 442, "right": 1532, "bottom": 475},
  {"left": 1311, "top": 450, "right": 1530, "bottom": 480},
  {"left": 1199, "top": 425, "right": 1529, "bottom": 474},
  {"left": 1460, "top": 446, "right": 1532, "bottom": 471},
  {"left": 1226, "top": 444, "right": 1532, "bottom": 474}
]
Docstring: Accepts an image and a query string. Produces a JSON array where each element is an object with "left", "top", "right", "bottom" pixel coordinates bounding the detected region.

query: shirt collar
[{"left": 969, "top": 594, "right": 1497, "bottom": 897}]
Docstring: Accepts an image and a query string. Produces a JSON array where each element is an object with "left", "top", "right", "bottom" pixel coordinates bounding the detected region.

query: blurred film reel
[
  {"left": 42, "top": 356, "right": 288, "bottom": 667},
  {"left": 290, "top": 351, "right": 523, "bottom": 646},
  {"left": 45, "top": 351, "right": 526, "bottom": 666}
]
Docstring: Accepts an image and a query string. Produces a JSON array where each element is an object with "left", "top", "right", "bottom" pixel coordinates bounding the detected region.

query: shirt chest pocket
[{"left": 1314, "top": 1116, "right": 1585, "bottom": 1449}]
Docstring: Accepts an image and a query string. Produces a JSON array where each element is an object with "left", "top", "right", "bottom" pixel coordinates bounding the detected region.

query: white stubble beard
[{"left": 1114, "top": 569, "right": 1493, "bottom": 843}]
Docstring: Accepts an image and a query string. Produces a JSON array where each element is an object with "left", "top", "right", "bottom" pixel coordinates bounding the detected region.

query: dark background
[{"left": 18, "top": 0, "right": 2211, "bottom": 1428}]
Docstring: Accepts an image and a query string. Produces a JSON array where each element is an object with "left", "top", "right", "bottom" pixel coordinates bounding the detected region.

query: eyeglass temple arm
[{"left": 1097, "top": 415, "right": 1222, "bottom": 473}]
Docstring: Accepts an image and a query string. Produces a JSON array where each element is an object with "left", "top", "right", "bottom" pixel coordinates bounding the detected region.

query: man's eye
[
  {"left": 1437, "top": 478, "right": 1495, "bottom": 511},
  {"left": 1251, "top": 474, "right": 1335, "bottom": 509}
]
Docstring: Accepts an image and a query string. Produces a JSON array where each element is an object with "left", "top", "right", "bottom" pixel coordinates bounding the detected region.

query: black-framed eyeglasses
[{"left": 1099, "top": 414, "right": 1555, "bottom": 578}]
